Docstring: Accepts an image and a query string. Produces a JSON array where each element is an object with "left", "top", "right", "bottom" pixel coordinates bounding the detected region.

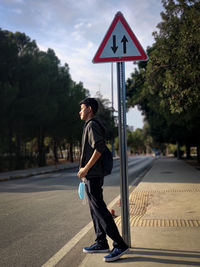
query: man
[{"left": 77, "top": 97, "right": 128, "bottom": 262}]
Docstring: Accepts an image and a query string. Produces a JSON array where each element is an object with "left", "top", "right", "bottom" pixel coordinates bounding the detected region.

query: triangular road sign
[{"left": 93, "top": 12, "right": 148, "bottom": 63}]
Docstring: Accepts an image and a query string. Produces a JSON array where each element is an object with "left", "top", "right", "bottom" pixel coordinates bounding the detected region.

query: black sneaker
[
  {"left": 83, "top": 243, "right": 110, "bottom": 253},
  {"left": 104, "top": 247, "right": 129, "bottom": 262}
]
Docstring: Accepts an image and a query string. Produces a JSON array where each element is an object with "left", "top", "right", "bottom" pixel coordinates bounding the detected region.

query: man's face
[{"left": 79, "top": 104, "right": 91, "bottom": 121}]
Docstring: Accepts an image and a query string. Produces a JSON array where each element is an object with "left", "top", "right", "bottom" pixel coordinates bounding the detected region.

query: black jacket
[{"left": 79, "top": 117, "right": 106, "bottom": 179}]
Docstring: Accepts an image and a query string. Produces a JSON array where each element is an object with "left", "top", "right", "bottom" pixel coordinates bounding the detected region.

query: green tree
[
  {"left": 95, "top": 91, "right": 118, "bottom": 142},
  {"left": 65, "top": 81, "right": 89, "bottom": 162},
  {"left": 0, "top": 30, "right": 40, "bottom": 169},
  {"left": 126, "top": 0, "right": 200, "bottom": 161},
  {"left": 0, "top": 29, "right": 89, "bottom": 170}
]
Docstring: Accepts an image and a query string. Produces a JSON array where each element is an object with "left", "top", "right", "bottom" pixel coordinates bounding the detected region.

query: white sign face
[
  {"left": 93, "top": 12, "right": 148, "bottom": 63},
  {"left": 100, "top": 20, "right": 141, "bottom": 59}
]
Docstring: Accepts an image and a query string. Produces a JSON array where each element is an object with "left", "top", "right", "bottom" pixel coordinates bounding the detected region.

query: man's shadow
[{"left": 114, "top": 247, "right": 200, "bottom": 266}]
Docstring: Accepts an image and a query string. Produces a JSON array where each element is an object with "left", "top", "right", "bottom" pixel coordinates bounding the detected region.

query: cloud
[
  {"left": 11, "top": 8, "right": 22, "bottom": 14},
  {"left": 0, "top": 0, "right": 164, "bottom": 128}
]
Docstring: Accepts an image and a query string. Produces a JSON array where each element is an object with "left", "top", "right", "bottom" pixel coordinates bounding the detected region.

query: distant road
[{"left": 0, "top": 156, "right": 154, "bottom": 267}]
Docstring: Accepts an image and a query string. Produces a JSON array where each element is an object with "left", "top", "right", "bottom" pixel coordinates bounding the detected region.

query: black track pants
[{"left": 85, "top": 177, "right": 128, "bottom": 249}]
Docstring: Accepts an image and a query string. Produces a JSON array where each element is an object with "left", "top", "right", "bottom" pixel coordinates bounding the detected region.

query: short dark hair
[{"left": 80, "top": 98, "right": 99, "bottom": 115}]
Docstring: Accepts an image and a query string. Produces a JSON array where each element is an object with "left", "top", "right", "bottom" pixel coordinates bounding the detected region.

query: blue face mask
[{"left": 78, "top": 181, "right": 85, "bottom": 199}]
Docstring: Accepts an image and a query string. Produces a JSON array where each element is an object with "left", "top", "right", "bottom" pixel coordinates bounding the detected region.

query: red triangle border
[{"left": 93, "top": 12, "right": 148, "bottom": 63}]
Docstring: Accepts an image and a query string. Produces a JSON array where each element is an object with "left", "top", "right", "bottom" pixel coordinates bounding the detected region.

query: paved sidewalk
[
  {"left": 79, "top": 157, "right": 200, "bottom": 267},
  {"left": 0, "top": 162, "right": 79, "bottom": 181}
]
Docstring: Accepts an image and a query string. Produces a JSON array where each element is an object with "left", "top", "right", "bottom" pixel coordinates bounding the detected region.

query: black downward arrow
[
  {"left": 121, "top": 35, "right": 128, "bottom": 54},
  {"left": 111, "top": 35, "right": 118, "bottom": 54}
]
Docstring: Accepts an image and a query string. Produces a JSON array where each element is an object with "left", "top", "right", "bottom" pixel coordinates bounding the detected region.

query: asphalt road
[{"left": 0, "top": 156, "right": 154, "bottom": 267}]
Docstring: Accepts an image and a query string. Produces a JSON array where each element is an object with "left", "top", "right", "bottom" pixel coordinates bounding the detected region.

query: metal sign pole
[
  {"left": 111, "top": 63, "right": 115, "bottom": 157},
  {"left": 116, "top": 61, "right": 131, "bottom": 247}
]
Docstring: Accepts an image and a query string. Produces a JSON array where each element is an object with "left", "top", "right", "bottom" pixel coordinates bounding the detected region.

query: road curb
[
  {"left": 0, "top": 163, "right": 79, "bottom": 182},
  {"left": 0, "top": 158, "right": 121, "bottom": 182}
]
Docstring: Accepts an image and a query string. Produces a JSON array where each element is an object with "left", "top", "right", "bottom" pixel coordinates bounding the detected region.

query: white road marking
[
  {"left": 41, "top": 194, "right": 121, "bottom": 267},
  {"left": 41, "top": 161, "right": 149, "bottom": 267}
]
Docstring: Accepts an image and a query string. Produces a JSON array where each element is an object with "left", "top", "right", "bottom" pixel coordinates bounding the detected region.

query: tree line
[
  {"left": 126, "top": 0, "right": 200, "bottom": 161},
  {"left": 0, "top": 29, "right": 115, "bottom": 171}
]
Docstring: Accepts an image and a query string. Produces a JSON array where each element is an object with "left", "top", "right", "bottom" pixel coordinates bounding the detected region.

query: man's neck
[{"left": 86, "top": 114, "right": 94, "bottom": 122}]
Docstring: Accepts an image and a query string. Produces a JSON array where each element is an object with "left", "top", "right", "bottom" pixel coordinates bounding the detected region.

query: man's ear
[{"left": 88, "top": 106, "right": 93, "bottom": 114}]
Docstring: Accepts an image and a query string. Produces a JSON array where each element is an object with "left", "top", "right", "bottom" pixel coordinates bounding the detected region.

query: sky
[{"left": 0, "top": 0, "right": 164, "bottom": 129}]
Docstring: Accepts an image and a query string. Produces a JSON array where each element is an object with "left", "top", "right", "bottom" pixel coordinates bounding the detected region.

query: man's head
[{"left": 79, "top": 98, "right": 99, "bottom": 121}]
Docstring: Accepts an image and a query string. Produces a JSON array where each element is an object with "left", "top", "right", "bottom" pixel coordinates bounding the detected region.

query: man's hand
[
  {"left": 77, "top": 167, "right": 88, "bottom": 179},
  {"left": 77, "top": 149, "right": 102, "bottom": 179}
]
